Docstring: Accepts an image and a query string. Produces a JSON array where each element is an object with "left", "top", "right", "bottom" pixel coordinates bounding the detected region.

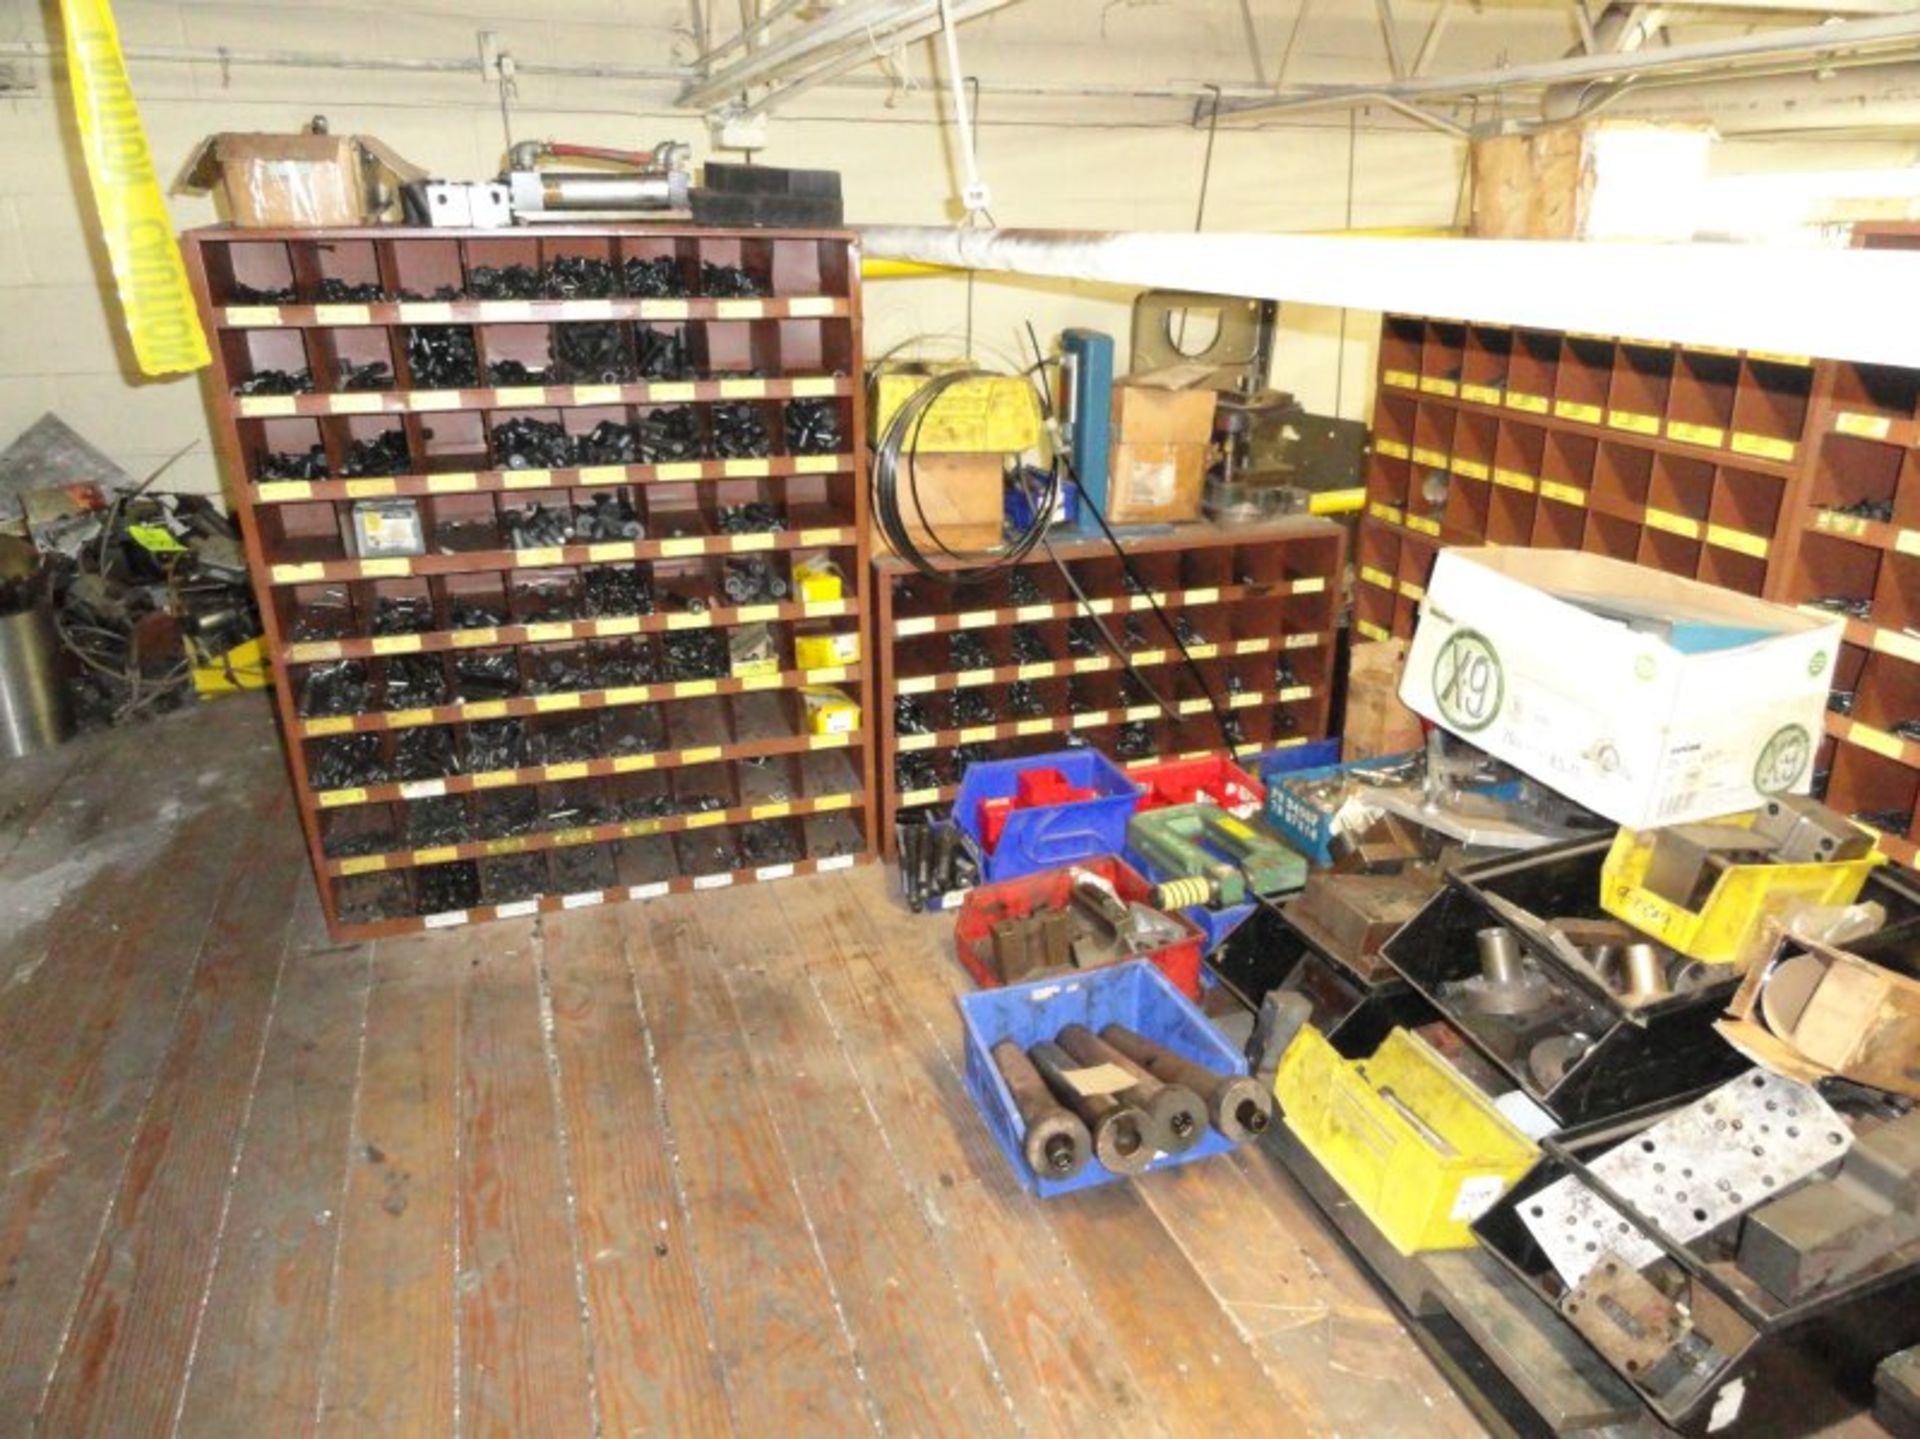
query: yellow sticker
[
  {"left": 493, "top": 386, "right": 546, "bottom": 407},
  {"left": 1357, "top": 620, "right": 1390, "bottom": 642},
  {"left": 1406, "top": 515, "right": 1441, "bottom": 537},
  {"left": 1836, "top": 411, "right": 1894, "bottom": 441},
  {"left": 331, "top": 393, "right": 383, "bottom": 415},
  {"left": 788, "top": 297, "right": 836, "bottom": 317},
  {"left": 1419, "top": 376, "right": 1458, "bottom": 397},
  {"left": 680, "top": 745, "right": 723, "bottom": 765},
  {"left": 660, "top": 537, "right": 706, "bottom": 557},
  {"left": 1452, "top": 458, "right": 1489, "bottom": 481},
  {"left": 547, "top": 761, "right": 589, "bottom": 781},
  {"left": 731, "top": 533, "right": 775, "bottom": 554},
  {"left": 1460, "top": 383, "right": 1503, "bottom": 406},
  {"left": 574, "top": 384, "right": 623, "bottom": 405},
  {"left": 1294, "top": 577, "right": 1327, "bottom": 595},
  {"left": 724, "top": 458, "right": 773, "bottom": 478},
  {"left": 898, "top": 787, "right": 940, "bottom": 805},
  {"left": 1875, "top": 629, "right": 1920, "bottom": 664},
  {"left": 1748, "top": 351, "right": 1811, "bottom": 369},
  {"left": 719, "top": 378, "right": 767, "bottom": 399},
  {"left": 586, "top": 543, "right": 631, "bottom": 563},
  {"left": 464, "top": 700, "right": 509, "bottom": 720},
  {"left": 650, "top": 382, "right": 697, "bottom": 403},
  {"left": 674, "top": 679, "right": 719, "bottom": 698},
  {"left": 1645, "top": 507, "right": 1702, "bottom": 540},
  {"left": 303, "top": 715, "right": 356, "bottom": 738},
  {"left": 225, "top": 305, "right": 280, "bottom": 327},
  {"left": 1851, "top": 724, "right": 1906, "bottom": 761},
  {"left": 959, "top": 725, "right": 997, "bottom": 743},
  {"left": 1374, "top": 438, "right": 1410, "bottom": 460},
  {"left": 1399, "top": 580, "right": 1426, "bottom": 601},
  {"left": 503, "top": 469, "right": 553, "bottom": 490},
  {"left": 525, "top": 622, "right": 572, "bottom": 643},
  {"left": 370, "top": 634, "right": 422, "bottom": 656},
  {"left": 240, "top": 396, "right": 297, "bottom": 418},
  {"left": 1607, "top": 410, "right": 1661, "bottom": 436},
  {"left": 654, "top": 461, "right": 705, "bottom": 481},
  {"left": 1539, "top": 481, "right": 1587, "bottom": 508},
  {"left": 288, "top": 641, "right": 342, "bottom": 664},
  {"left": 665, "top": 612, "right": 707, "bottom": 631},
  {"left": 427, "top": 472, "right": 478, "bottom": 493},
  {"left": 1667, "top": 421, "right": 1726, "bottom": 448},
  {"left": 384, "top": 707, "right": 436, "bottom": 729},
  {"left": 453, "top": 629, "right": 500, "bottom": 650},
  {"left": 316, "top": 786, "right": 369, "bottom": 808},
  {"left": 1730, "top": 432, "right": 1795, "bottom": 462},
  {"left": 1185, "top": 586, "right": 1219, "bottom": 605},
  {"left": 612, "top": 754, "right": 658, "bottom": 773},
  {"left": 359, "top": 558, "right": 411, "bottom": 579},
  {"left": 1016, "top": 718, "right": 1052, "bottom": 736},
  {"left": 1016, "top": 663, "right": 1055, "bottom": 680},
  {"left": 577, "top": 465, "right": 627, "bottom": 485},
  {"left": 1705, "top": 525, "right": 1769, "bottom": 559},
  {"left": 751, "top": 802, "right": 793, "bottom": 820},
  {"left": 413, "top": 845, "right": 459, "bottom": 865},
  {"left": 1492, "top": 468, "right": 1536, "bottom": 493},
  {"left": 1383, "top": 368, "right": 1419, "bottom": 389},
  {"left": 1412, "top": 446, "right": 1448, "bottom": 469},
  {"left": 1367, "top": 502, "right": 1404, "bottom": 525},
  {"left": 337, "top": 855, "right": 388, "bottom": 876},
  {"left": 1360, "top": 565, "right": 1394, "bottom": 590},
  {"left": 533, "top": 693, "right": 582, "bottom": 712},
  {"left": 473, "top": 769, "right": 519, "bottom": 788},
  {"left": 799, "top": 528, "right": 842, "bottom": 546},
  {"left": 1898, "top": 530, "right": 1920, "bottom": 559},
  {"left": 898, "top": 733, "right": 935, "bottom": 752},
  {"left": 790, "top": 377, "right": 838, "bottom": 398},
  {"left": 1553, "top": 400, "right": 1603, "bottom": 425},
  {"left": 685, "top": 810, "right": 729, "bottom": 830},
  {"left": 567, "top": 299, "right": 616, "bottom": 321},
  {"left": 314, "top": 303, "right": 370, "bottom": 326},
  {"left": 1814, "top": 510, "right": 1868, "bottom": 538},
  {"left": 399, "top": 302, "right": 453, "bottom": 324},
  {"left": 344, "top": 477, "right": 395, "bottom": 498},
  {"left": 255, "top": 481, "right": 312, "bottom": 503},
  {"left": 643, "top": 300, "right": 691, "bottom": 321},
  {"left": 272, "top": 562, "right": 326, "bottom": 584},
  {"left": 716, "top": 299, "right": 764, "bottom": 320},
  {"left": 1507, "top": 393, "right": 1550, "bottom": 415},
  {"left": 736, "top": 604, "right": 779, "bottom": 623},
  {"left": 793, "top": 454, "right": 841, "bottom": 475},
  {"left": 517, "top": 547, "right": 565, "bottom": 567}
]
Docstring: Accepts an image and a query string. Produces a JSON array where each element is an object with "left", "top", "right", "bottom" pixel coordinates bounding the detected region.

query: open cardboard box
[
  {"left": 179, "top": 130, "right": 423, "bottom": 228},
  {"left": 1400, "top": 548, "right": 1841, "bottom": 829}
]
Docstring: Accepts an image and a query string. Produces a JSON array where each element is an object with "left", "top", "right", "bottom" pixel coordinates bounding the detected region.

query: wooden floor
[{"left": 0, "top": 695, "right": 1486, "bottom": 1438}]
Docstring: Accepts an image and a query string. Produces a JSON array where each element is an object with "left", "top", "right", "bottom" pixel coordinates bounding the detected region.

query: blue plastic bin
[
  {"left": 1260, "top": 749, "right": 1421, "bottom": 865},
  {"left": 1122, "top": 843, "right": 1254, "bottom": 956},
  {"left": 960, "top": 959, "right": 1246, "bottom": 1197},
  {"left": 1257, "top": 736, "right": 1341, "bottom": 777},
  {"left": 955, "top": 749, "right": 1141, "bottom": 882}
]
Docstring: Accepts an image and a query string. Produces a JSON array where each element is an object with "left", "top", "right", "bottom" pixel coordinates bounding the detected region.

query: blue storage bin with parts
[
  {"left": 1122, "top": 843, "right": 1254, "bottom": 956},
  {"left": 955, "top": 749, "right": 1141, "bottom": 883},
  {"left": 1261, "top": 749, "right": 1421, "bottom": 866},
  {"left": 960, "top": 959, "right": 1244, "bottom": 1197}
]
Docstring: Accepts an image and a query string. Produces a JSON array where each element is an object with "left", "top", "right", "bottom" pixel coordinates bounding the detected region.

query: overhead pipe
[
  {"left": 1216, "top": 10, "right": 1920, "bottom": 118},
  {"left": 1543, "top": 4, "right": 1669, "bottom": 123},
  {"left": 855, "top": 224, "right": 1920, "bottom": 368}
]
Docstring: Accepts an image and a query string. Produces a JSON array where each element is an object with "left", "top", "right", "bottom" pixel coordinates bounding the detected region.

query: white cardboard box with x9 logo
[{"left": 1398, "top": 547, "right": 1842, "bottom": 830}]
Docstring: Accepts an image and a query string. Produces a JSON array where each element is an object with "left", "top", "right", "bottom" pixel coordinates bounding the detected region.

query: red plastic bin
[
  {"left": 953, "top": 855, "right": 1205, "bottom": 998},
  {"left": 1127, "top": 754, "right": 1265, "bottom": 816}
]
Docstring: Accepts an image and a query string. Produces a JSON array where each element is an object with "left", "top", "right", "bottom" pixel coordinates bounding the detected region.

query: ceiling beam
[{"left": 1373, "top": 0, "right": 1409, "bottom": 79}]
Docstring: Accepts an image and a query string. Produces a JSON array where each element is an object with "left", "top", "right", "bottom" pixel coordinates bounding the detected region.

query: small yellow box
[
  {"left": 796, "top": 632, "right": 860, "bottom": 669},
  {"left": 871, "top": 365, "right": 1043, "bottom": 453},
  {"left": 792, "top": 555, "right": 844, "bottom": 603},
  {"left": 801, "top": 685, "right": 861, "bottom": 736},
  {"left": 1600, "top": 816, "right": 1884, "bottom": 967},
  {"left": 1276, "top": 1025, "right": 1536, "bottom": 1255}
]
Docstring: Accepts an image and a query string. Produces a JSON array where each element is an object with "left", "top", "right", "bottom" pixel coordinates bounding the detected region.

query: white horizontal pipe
[
  {"left": 0, "top": 39, "right": 691, "bottom": 81},
  {"left": 857, "top": 225, "right": 1920, "bottom": 368}
]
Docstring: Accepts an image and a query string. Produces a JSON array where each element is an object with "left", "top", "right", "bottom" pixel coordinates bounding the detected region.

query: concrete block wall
[{"left": 0, "top": 0, "right": 1473, "bottom": 500}]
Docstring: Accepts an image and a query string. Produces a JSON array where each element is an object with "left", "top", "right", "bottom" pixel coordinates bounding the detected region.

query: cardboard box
[
  {"left": 1343, "top": 639, "right": 1426, "bottom": 763},
  {"left": 871, "top": 366, "right": 1042, "bottom": 453},
  {"left": 874, "top": 452, "right": 1004, "bottom": 555},
  {"left": 1719, "top": 934, "right": 1920, "bottom": 1100},
  {"left": 1400, "top": 548, "right": 1841, "bottom": 829},
  {"left": 179, "top": 130, "right": 423, "bottom": 228},
  {"left": 1106, "top": 441, "right": 1206, "bottom": 525},
  {"left": 1105, "top": 367, "right": 1217, "bottom": 524}
]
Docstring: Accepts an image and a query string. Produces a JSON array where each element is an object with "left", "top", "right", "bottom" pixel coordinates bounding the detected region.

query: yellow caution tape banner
[{"left": 61, "top": 0, "right": 209, "bottom": 375}]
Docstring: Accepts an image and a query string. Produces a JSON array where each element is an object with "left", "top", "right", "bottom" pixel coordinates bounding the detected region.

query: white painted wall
[{"left": 0, "top": 0, "right": 1474, "bottom": 499}]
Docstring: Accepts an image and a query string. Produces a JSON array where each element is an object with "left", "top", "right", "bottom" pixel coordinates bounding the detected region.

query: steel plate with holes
[{"left": 1521, "top": 1070, "right": 1851, "bottom": 1287}]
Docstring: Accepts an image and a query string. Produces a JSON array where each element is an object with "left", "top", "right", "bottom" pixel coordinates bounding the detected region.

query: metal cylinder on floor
[{"left": 0, "top": 602, "right": 72, "bottom": 761}]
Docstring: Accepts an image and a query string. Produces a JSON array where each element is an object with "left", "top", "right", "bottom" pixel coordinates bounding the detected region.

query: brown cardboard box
[
  {"left": 1107, "top": 441, "right": 1207, "bottom": 525},
  {"left": 1106, "top": 367, "right": 1217, "bottom": 523},
  {"left": 1343, "top": 639, "right": 1426, "bottom": 763},
  {"left": 179, "top": 131, "right": 423, "bottom": 228},
  {"left": 874, "top": 452, "right": 1004, "bottom": 556},
  {"left": 1718, "top": 932, "right": 1920, "bottom": 1100}
]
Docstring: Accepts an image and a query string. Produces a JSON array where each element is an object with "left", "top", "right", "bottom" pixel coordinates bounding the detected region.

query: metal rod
[{"left": 1219, "top": 8, "right": 1920, "bottom": 114}]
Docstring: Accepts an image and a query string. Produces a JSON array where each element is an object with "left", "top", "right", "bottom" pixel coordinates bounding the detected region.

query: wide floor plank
[
  {"left": 631, "top": 895, "right": 875, "bottom": 1435},
  {"left": 710, "top": 884, "right": 1016, "bottom": 1438},
  {"left": 539, "top": 905, "right": 733, "bottom": 1438},
  {"left": 317, "top": 929, "right": 463, "bottom": 1436},
  {"left": 173, "top": 883, "right": 371, "bottom": 1437},
  {"left": 454, "top": 920, "right": 598, "bottom": 1439},
  {"left": 34, "top": 784, "right": 306, "bottom": 1435}
]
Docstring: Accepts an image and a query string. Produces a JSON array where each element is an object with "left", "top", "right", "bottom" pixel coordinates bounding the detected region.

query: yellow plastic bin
[
  {"left": 1600, "top": 818, "right": 1884, "bottom": 968},
  {"left": 1275, "top": 1026, "right": 1537, "bottom": 1255}
]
